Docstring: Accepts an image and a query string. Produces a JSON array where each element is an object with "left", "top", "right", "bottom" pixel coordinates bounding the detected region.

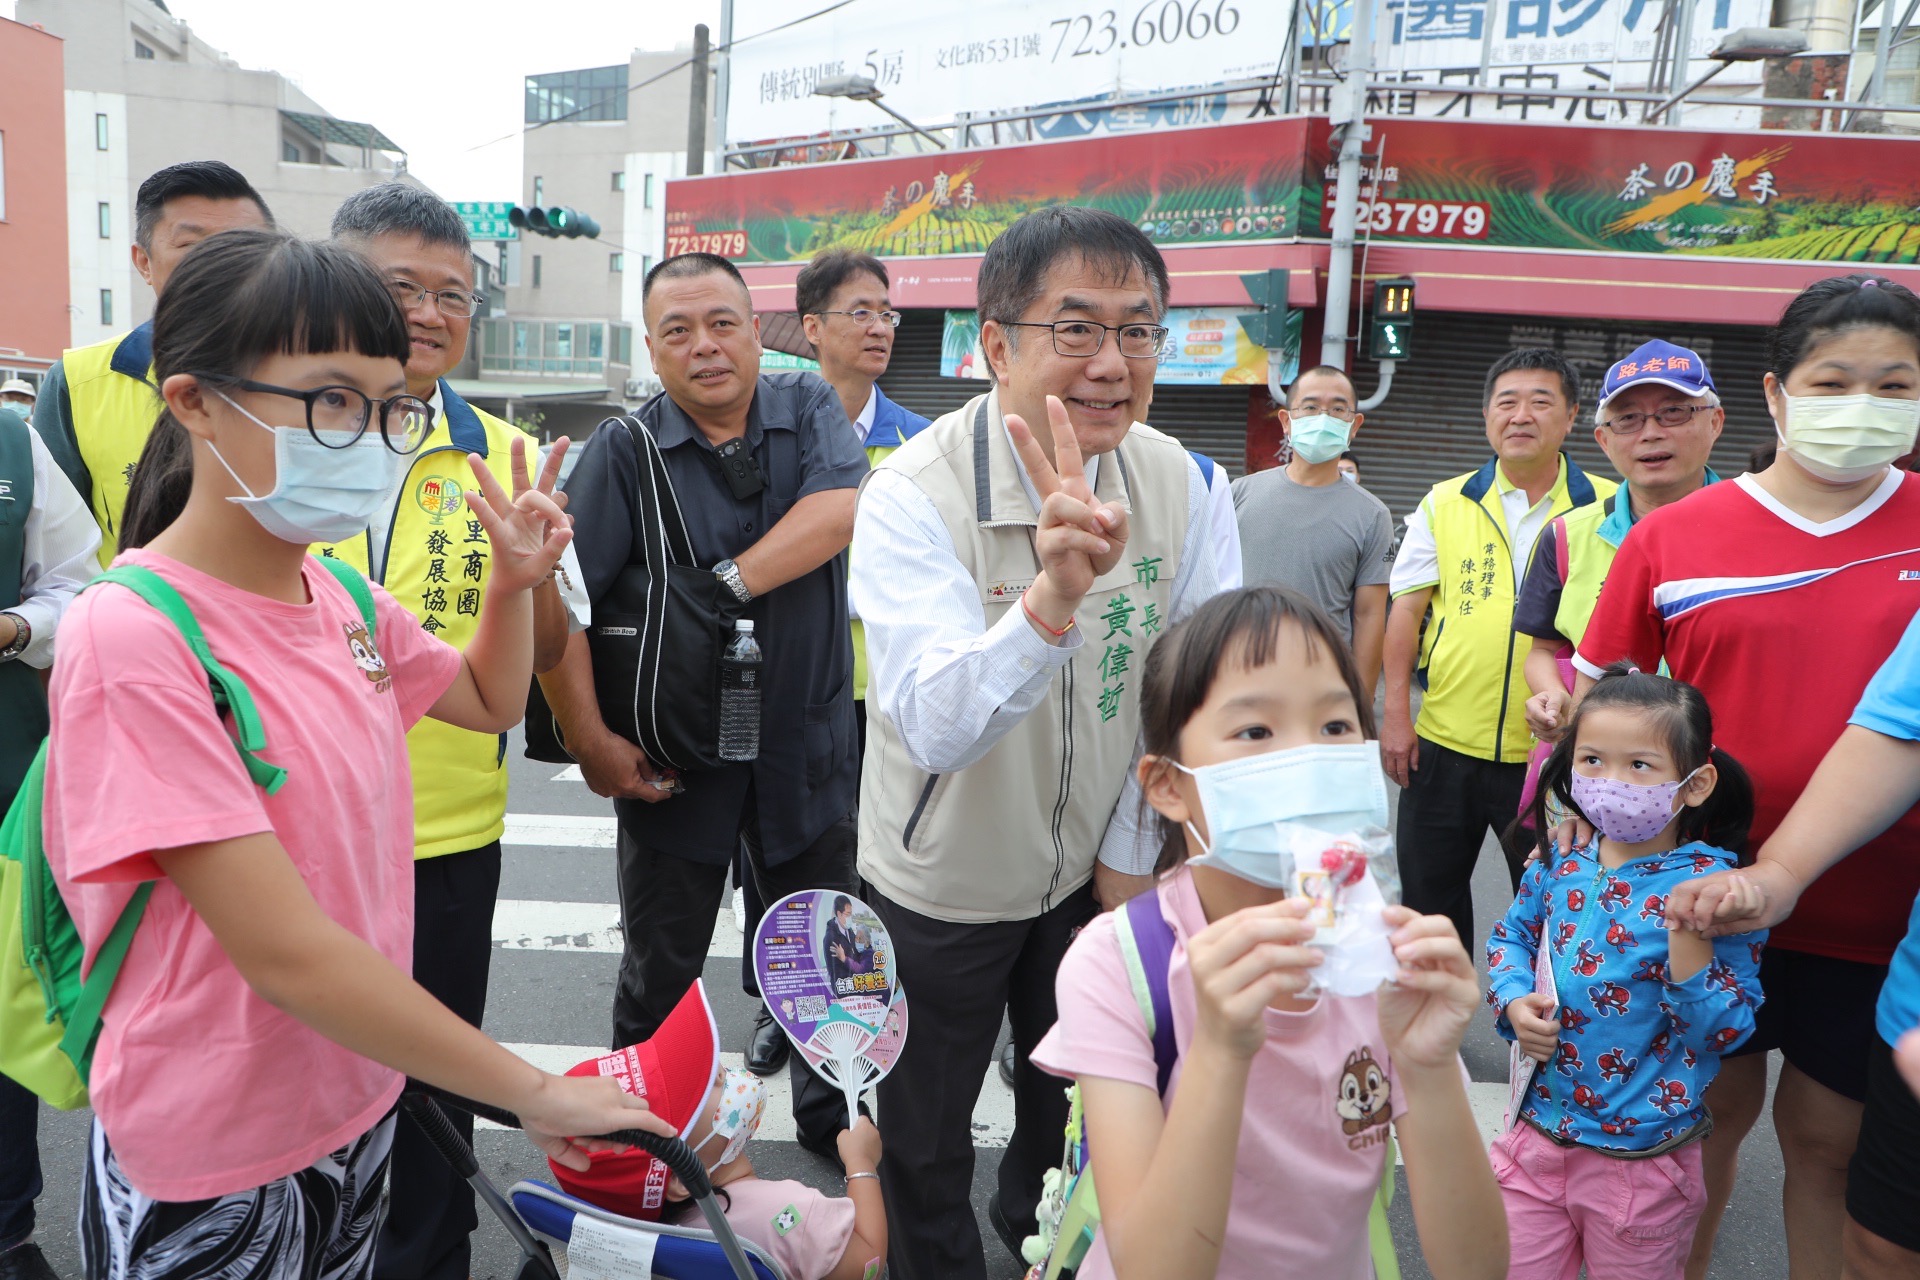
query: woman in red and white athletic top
[{"left": 1576, "top": 273, "right": 1920, "bottom": 1280}]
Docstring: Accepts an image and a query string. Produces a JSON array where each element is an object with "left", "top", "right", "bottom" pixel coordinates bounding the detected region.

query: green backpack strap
[
  {"left": 314, "top": 555, "right": 378, "bottom": 636},
  {"left": 93, "top": 565, "right": 287, "bottom": 795},
  {"left": 54, "top": 880, "right": 152, "bottom": 1071}
]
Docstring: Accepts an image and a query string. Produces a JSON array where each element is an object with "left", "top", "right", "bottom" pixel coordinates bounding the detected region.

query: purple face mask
[{"left": 1568, "top": 766, "right": 1702, "bottom": 845}]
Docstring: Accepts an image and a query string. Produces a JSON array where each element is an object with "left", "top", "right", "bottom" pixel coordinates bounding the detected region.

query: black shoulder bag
[{"left": 524, "top": 412, "right": 744, "bottom": 770}]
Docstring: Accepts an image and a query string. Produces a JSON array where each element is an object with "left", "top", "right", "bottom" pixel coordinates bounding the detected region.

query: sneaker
[
  {"left": 732, "top": 886, "right": 746, "bottom": 933},
  {"left": 998, "top": 1040, "right": 1018, "bottom": 1088}
]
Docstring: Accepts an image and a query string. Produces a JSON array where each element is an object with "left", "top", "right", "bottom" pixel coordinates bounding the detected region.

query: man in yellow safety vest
[
  {"left": 323, "top": 183, "right": 584, "bottom": 1280},
  {"left": 1381, "top": 348, "right": 1613, "bottom": 950},
  {"left": 35, "top": 161, "right": 274, "bottom": 551}
]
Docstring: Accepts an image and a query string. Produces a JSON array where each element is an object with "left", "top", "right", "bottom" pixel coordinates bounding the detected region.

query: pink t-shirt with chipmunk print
[
  {"left": 1031, "top": 865, "right": 1407, "bottom": 1280},
  {"left": 43, "top": 549, "right": 462, "bottom": 1201}
]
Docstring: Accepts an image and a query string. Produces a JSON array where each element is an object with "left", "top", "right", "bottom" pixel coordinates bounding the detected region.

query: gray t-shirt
[{"left": 1229, "top": 468, "right": 1395, "bottom": 642}]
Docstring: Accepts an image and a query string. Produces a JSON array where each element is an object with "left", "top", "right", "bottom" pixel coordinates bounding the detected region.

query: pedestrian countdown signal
[{"left": 1369, "top": 277, "right": 1415, "bottom": 361}]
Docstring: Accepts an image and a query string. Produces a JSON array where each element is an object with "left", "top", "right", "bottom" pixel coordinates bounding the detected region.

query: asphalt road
[{"left": 21, "top": 732, "right": 1791, "bottom": 1279}]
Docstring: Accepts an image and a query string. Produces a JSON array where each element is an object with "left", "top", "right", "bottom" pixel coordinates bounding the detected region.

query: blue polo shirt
[{"left": 1850, "top": 605, "right": 1920, "bottom": 1047}]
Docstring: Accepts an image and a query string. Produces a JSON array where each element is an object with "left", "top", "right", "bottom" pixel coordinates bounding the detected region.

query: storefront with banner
[{"left": 666, "top": 112, "right": 1920, "bottom": 510}]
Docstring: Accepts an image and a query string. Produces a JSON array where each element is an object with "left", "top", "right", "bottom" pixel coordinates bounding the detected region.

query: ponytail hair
[
  {"left": 119, "top": 227, "right": 411, "bottom": 548},
  {"left": 1512, "top": 661, "right": 1756, "bottom": 861}
]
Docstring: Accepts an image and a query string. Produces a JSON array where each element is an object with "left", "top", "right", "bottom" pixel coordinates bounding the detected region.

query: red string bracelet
[{"left": 1021, "top": 591, "right": 1075, "bottom": 638}]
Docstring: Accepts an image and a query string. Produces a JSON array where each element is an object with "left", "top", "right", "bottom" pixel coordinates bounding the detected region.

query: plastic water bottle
[{"left": 717, "top": 619, "right": 763, "bottom": 762}]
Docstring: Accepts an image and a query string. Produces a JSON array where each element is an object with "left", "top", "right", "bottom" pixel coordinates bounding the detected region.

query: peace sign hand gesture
[
  {"left": 1007, "top": 396, "right": 1130, "bottom": 620},
  {"left": 464, "top": 435, "right": 574, "bottom": 594}
]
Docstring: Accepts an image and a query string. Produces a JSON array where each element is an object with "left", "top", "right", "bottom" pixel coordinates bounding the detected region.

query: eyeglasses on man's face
[
  {"left": 814, "top": 308, "right": 902, "bottom": 329},
  {"left": 1002, "top": 319, "right": 1170, "bottom": 359},
  {"left": 389, "top": 278, "right": 485, "bottom": 319},
  {"left": 210, "top": 376, "right": 433, "bottom": 454},
  {"left": 1601, "top": 402, "right": 1714, "bottom": 436}
]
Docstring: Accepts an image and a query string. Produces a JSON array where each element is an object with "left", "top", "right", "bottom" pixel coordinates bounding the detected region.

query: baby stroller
[{"left": 401, "top": 1087, "right": 787, "bottom": 1280}]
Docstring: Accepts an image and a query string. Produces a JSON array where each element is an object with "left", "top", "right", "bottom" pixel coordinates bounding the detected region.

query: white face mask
[
  {"left": 1175, "top": 743, "right": 1391, "bottom": 888},
  {"left": 1777, "top": 392, "right": 1920, "bottom": 484},
  {"left": 211, "top": 391, "right": 401, "bottom": 544}
]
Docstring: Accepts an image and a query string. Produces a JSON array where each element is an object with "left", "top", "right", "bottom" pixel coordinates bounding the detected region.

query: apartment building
[{"left": 20, "top": 0, "right": 419, "bottom": 348}]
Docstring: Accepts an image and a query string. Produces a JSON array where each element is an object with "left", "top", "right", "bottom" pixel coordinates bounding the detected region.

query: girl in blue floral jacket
[{"left": 1486, "top": 663, "right": 1765, "bottom": 1279}]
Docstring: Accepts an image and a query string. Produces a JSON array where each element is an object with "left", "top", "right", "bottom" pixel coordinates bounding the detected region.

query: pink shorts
[{"left": 1491, "top": 1121, "right": 1707, "bottom": 1280}]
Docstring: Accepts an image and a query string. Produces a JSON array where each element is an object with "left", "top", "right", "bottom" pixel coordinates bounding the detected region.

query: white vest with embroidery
[{"left": 858, "top": 392, "right": 1190, "bottom": 924}]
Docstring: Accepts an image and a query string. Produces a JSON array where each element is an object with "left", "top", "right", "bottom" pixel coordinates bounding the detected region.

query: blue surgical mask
[
  {"left": 1176, "top": 743, "right": 1390, "bottom": 888},
  {"left": 212, "top": 391, "right": 401, "bottom": 544},
  {"left": 1287, "top": 412, "right": 1354, "bottom": 465}
]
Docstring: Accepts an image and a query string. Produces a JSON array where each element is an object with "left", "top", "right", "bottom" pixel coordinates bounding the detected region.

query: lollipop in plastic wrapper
[{"left": 1286, "top": 827, "right": 1401, "bottom": 997}]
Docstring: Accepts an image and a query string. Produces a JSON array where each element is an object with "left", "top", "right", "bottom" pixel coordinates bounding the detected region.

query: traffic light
[
  {"left": 508, "top": 205, "right": 602, "bottom": 239},
  {"left": 1368, "top": 276, "right": 1415, "bottom": 361},
  {"left": 1236, "top": 269, "right": 1290, "bottom": 347}
]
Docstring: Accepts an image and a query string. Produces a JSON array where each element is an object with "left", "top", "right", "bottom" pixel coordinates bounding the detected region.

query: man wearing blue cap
[{"left": 1515, "top": 339, "right": 1724, "bottom": 739}]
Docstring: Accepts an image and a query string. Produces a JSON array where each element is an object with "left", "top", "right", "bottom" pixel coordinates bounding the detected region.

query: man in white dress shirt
[
  {"left": 849, "top": 206, "right": 1229, "bottom": 1280},
  {"left": 0, "top": 403, "right": 99, "bottom": 1280}
]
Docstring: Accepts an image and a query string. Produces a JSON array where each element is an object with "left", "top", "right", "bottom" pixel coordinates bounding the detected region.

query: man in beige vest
[{"left": 849, "top": 206, "right": 1232, "bottom": 1280}]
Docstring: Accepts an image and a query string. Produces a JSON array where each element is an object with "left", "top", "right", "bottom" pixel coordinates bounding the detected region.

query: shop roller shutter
[{"left": 1341, "top": 312, "right": 1775, "bottom": 522}]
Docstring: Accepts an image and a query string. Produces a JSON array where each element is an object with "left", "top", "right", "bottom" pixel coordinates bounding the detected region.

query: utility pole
[
  {"left": 714, "top": 0, "right": 734, "bottom": 168},
  {"left": 688, "top": 23, "right": 710, "bottom": 176},
  {"left": 1320, "top": 0, "right": 1373, "bottom": 370}
]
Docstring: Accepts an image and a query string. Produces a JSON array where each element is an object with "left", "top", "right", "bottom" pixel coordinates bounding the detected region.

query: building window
[
  {"left": 610, "top": 252, "right": 624, "bottom": 272},
  {"left": 643, "top": 174, "right": 654, "bottom": 209},
  {"left": 532, "top": 255, "right": 542, "bottom": 289},
  {"left": 133, "top": 39, "right": 154, "bottom": 59},
  {"left": 283, "top": 140, "right": 301, "bottom": 162},
  {"left": 97, "top": 203, "right": 111, "bottom": 239},
  {"left": 0, "top": 133, "right": 7, "bottom": 220},
  {"left": 642, "top": 254, "right": 653, "bottom": 278},
  {"left": 532, "top": 176, "right": 544, "bottom": 206},
  {"left": 95, "top": 113, "right": 109, "bottom": 150},
  {"left": 524, "top": 64, "right": 629, "bottom": 124},
  {"left": 612, "top": 170, "right": 625, "bottom": 191},
  {"left": 100, "top": 290, "right": 114, "bottom": 325}
]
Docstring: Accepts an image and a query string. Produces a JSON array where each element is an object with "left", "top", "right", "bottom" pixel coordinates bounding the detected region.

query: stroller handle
[{"left": 402, "top": 1082, "right": 718, "bottom": 1199}]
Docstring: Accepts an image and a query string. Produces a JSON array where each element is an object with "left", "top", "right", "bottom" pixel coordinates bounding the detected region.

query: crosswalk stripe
[
  {"left": 493, "top": 899, "right": 743, "bottom": 958},
  {"left": 503, "top": 813, "right": 617, "bottom": 847},
  {"left": 552, "top": 765, "right": 585, "bottom": 782},
  {"left": 481, "top": 1043, "right": 1507, "bottom": 1159},
  {"left": 490, "top": 1042, "right": 1018, "bottom": 1148}
]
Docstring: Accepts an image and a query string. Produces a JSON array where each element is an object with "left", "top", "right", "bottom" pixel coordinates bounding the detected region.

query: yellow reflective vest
[
  {"left": 1405, "top": 456, "right": 1612, "bottom": 764},
  {"left": 1539, "top": 470, "right": 1720, "bottom": 648},
  {"left": 60, "top": 324, "right": 162, "bottom": 567},
  {"left": 315, "top": 384, "right": 533, "bottom": 859}
]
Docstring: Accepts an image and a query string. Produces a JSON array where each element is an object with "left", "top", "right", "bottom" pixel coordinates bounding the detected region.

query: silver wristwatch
[
  {"left": 0, "top": 612, "right": 27, "bottom": 662},
  {"left": 714, "top": 559, "right": 752, "bottom": 603}
]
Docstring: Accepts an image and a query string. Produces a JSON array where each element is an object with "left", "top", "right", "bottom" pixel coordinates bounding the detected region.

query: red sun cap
[{"left": 546, "top": 979, "right": 721, "bottom": 1219}]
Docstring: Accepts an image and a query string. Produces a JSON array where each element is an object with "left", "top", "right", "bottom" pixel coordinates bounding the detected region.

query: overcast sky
[{"left": 147, "top": 0, "right": 727, "bottom": 200}]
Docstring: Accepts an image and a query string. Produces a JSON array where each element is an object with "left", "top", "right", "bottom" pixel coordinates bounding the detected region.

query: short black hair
[
  {"left": 134, "top": 160, "right": 273, "bottom": 251},
  {"left": 332, "top": 182, "right": 471, "bottom": 253},
  {"left": 1483, "top": 347, "right": 1580, "bottom": 409},
  {"left": 1289, "top": 364, "right": 1357, "bottom": 405},
  {"left": 795, "top": 249, "right": 889, "bottom": 317},
  {"left": 643, "top": 252, "right": 751, "bottom": 313},
  {"left": 977, "top": 206, "right": 1169, "bottom": 334},
  {"left": 1767, "top": 273, "right": 1920, "bottom": 381},
  {"left": 1340, "top": 450, "right": 1358, "bottom": 464}
]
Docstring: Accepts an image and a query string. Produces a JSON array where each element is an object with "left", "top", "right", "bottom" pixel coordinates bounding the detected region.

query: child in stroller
[{"left": 549, "top": 980, "right": 888, "bottom": 1280}]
